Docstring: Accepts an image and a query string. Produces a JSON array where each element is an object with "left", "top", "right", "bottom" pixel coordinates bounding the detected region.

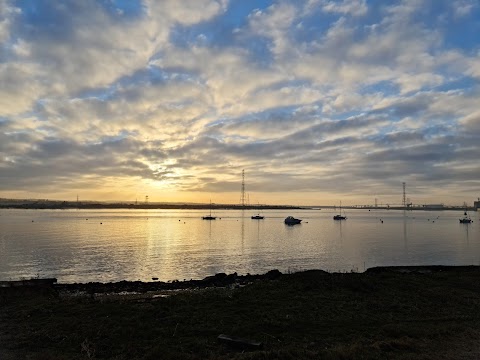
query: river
[{"left": 0, "top": 208, "right": 478, "bottom": 283}]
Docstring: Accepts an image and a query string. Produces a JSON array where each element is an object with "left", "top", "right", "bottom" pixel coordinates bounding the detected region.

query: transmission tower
[
  {"left": 240, "top": 169, "right": 246, "bottom": 207},
  {"left": 402, "top": 182, "right": 406, "bottom": 207}
]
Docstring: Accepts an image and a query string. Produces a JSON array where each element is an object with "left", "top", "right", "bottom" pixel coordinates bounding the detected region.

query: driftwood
[{"left": 217, "top": 334, "right": 263, "bottom": 350}]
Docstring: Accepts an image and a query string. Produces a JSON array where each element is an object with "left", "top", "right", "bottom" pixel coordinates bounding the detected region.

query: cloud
[
  {"left": 321, "top": 0, "right": 368, "bottom": 17},
  {"left": 0, "top": 0, "right": 227, "bottom": 117},
  {"left": 459, "top": 110, "right": 480, "bottom": 133},
  {"left": 247, "top": 2, "right": 298, "bottom": 56},
  {"left": 0, "top": 0, "right": 479, "bottom": 204},
  {"left": 452, "top": 0, "right": 477, "bottom": 18}
]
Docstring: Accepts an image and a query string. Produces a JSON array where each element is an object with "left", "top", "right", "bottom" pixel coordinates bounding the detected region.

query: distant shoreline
[
  {"left": 0, "top": 201, "right": 476, "bottom": 211},
  {"left": 0, "top": 202, "right": 303, "bottom": 210}
]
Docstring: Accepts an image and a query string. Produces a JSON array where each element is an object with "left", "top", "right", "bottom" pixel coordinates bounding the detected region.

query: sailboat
[
  {"left": 202, "top": 200, "right": 216, "bottom": 220},
  {"left": 459, "top": 210, "right": 472, "bottom": 224},
  {"left": 333, "top": 201, "right": 347, "bottom": 220},
  {"left": 251, "top": 202, "right": 264, "bottom": 219}
]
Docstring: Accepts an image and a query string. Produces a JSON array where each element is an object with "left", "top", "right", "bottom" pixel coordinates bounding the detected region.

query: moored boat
[
  {"left": 459, "top": 211, "right": 472, "bottom": 224},
  {"left": 251, "top": 214, "right": 264, "bottom": 220},
  {"left": 202, "top": 200, "right": 216, "bottom": 220},
  {"left": 333, "top": 201, "right": 347, "bottom": 220},
  {"left": 202, "top": 215, "right": 216, "bottom": 220},
  {"left": 284, "top": 216, "right": 301, "bottom": 225}
]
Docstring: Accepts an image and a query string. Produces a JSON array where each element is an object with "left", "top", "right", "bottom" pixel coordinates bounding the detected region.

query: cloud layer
[{"left": 1, "top": 0, "right": 479, "bottom": 205}]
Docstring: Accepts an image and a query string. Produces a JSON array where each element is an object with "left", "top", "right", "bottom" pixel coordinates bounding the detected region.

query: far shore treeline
[
  {"left": 0, "top": 198, "right": 476, "bottom": 211},
  {"left": 0, "top": 198, "right": 301, "bottom": 211}
]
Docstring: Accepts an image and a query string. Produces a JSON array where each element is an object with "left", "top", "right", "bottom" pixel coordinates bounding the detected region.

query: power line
[{"left": 240, "top": 169, "right": 246, "bottom": 207}]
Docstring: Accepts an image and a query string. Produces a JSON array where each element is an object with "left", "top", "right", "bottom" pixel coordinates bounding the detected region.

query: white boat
[{"left": 252, "top": 202, "right": 264, "bottom": 219}]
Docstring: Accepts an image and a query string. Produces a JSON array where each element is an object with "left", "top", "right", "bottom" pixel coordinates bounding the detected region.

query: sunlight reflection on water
[{"left": 0, "top": 208, "right": 479, "bottom": 282}]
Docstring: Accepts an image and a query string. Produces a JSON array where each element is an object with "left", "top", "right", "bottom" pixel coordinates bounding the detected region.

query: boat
[
  {"left": 202, "top": 200, "right": 216, "bottom": 220},
  {"left": 333, "top": 201, "right": 347, "bottom": 220},
  {"left": 284, "top": 216, "right": 302, "bottom": 225},
  {"left": 459, "top": 211, "right": 472, "bottom": 224},
  {"left": 202, "top": 215, "right": 216, "bottom": 220},
  {"left": 252, "top": 202, "right": 264, "bottom": 219}
]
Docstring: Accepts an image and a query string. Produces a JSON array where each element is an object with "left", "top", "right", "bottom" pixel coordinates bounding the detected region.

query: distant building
[{"left": 475, "top": 199, "right": 480, "bottom": 211}]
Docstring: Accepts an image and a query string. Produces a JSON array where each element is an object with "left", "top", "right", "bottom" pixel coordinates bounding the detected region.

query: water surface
[{"left": 0, "top": 208, "right": 478, "bottom": 283}]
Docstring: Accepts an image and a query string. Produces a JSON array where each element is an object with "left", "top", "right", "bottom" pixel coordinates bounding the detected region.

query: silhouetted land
[
  {"left": 0, "top": 198, "right": 302, "bottom": 210},
  {"left": 2, "top": 266, "right": 480, "bottom": 359},
  {"left": 0, "top": 198, "right": 475, "bottom": 211}
]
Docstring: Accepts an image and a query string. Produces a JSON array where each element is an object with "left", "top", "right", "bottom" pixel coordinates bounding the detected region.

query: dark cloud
[
  {"left": 373, "top": 131, "right": 425, "bottom": 146},
  {"left": 387, "top": 96, "right": 431, "bottom": 118},
  {"left": 0, "top": 134, "right": 169, "bottom": 191}
]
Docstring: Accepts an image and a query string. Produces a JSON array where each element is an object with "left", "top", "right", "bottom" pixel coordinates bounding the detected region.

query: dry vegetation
[{"left": 2, "top": 267, "right": 480, "bottom": 359}]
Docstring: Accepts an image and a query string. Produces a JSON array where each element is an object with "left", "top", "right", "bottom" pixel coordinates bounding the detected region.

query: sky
[{"left": 0, "top": 0, "right": 479, "bottom": 206}]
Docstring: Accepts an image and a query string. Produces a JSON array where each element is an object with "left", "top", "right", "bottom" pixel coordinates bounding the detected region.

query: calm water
[{"left": 0, "top": 208, "right": 479, "bottom": 283}]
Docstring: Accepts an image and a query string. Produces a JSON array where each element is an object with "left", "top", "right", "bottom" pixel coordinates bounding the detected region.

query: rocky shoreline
[
  {"left": 2, "top": 265, "right": 479, "bottom": 295},
  {"left": 0, "top": 269, "right": 284, "bottom": 299},
  {"left": 55, "top": 269, "right": 284, "bottom": 295}
]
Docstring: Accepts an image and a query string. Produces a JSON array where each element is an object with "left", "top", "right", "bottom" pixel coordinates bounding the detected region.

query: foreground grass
[{"left": 2, "top": 267, "right": 480, "bottom": 359}]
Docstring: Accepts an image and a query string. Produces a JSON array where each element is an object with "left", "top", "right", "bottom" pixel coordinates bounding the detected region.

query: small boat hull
[
  {"left": 284, "top": 216, "right": 301, "bottom": 225},
  {"left": 202, "top": 216, "right": 216, "bottom": 220},
  {"left": 251, "top": 215, "right": 264, "bottom": 220},
  {"left": 333, "top": 215, "right": 347, "bottom": 220},
  {"left": 459, "top": 218, "right": 472, "bottom": 224}
]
